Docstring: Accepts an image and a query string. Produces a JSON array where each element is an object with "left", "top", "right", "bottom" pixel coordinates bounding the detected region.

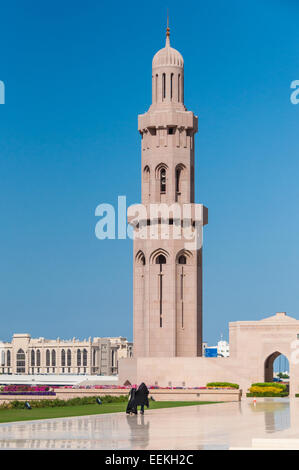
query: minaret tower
[{"left": 130, "top": 24, "right": 208, "bottom": 358}]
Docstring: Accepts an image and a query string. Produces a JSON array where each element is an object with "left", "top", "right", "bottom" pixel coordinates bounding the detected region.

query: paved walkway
[{"left": 0, "top": 398, "right": 298, "bottom": 450}]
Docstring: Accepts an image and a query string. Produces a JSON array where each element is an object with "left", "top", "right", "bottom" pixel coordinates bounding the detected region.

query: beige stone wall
[{"left": 119, "top": 312, "right": 299, "bottom": 396}]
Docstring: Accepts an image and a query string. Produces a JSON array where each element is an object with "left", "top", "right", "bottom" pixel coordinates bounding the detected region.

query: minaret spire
[{"left": 166, "top": 10, "right": 170, "bottom": 47}]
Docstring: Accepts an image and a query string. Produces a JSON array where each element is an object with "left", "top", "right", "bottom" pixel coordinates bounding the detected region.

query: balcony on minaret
[{"left": 139, "top": 113, "right": 198, "bottom": 150}]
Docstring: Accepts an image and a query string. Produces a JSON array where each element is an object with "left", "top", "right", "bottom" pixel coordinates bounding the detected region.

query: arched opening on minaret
[
  {"left": 178, "top": 74, "right": 181, "bottom": 102},
  {"left": 178, "top": 255, "right": 186, "bottom": 265},
  {"left": 156, "top": 254, "right": 166, "bottom": 265},
  {"left": 156, "top": 254, "right": 166, "bottom": 327},
  {"left": 143, "top": 165, "right": 150, "bottom": 203},
  {"left": 135, "top": 250, "right": 146, "bottom": 265},
  {"left": 160, "top": 168, "right": 166, "bottom": 194},
  {"left": 162, "top": 73, "right": 166, "bottom": 100},
  {"left": 175, "top": 250, "right": 193, "bottom": 336},
  {"left": 175, "top": 163, "right": 186, "bottom": 202}
]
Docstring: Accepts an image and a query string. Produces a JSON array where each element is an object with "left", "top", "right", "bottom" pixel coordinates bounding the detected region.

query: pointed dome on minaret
[
  {"left": 152, "top": 21, "right": 184, "bottom": 68},
  {"left": 150, "top": 20, "right": 185, "bottom": 110}
]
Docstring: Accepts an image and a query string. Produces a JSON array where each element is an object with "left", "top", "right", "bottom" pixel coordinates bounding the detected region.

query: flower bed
[
  {"left": 0, "top": 391, "right": 56, "bottom": 396},
  {"left": 1, "top": 385, "right": 51, "bottom": 393}
]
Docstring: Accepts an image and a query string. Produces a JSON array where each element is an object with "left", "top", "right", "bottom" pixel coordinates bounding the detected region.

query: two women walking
[{"left": 126, "top": 383, "right": 149, "bottom": 415}]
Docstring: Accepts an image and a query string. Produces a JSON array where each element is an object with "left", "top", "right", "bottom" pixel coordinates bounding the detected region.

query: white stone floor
[{"left": 0, "top": 398, "right": 299, "bottom": 450}]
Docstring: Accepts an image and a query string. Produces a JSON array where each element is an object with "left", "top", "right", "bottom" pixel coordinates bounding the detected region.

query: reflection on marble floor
[{"left": 0, "top": 398, "right": 298, "bottom": 450}]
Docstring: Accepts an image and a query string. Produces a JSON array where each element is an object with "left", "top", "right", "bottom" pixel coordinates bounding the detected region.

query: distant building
[
  {"left": 217, "top": 340, "right": 230, "bottom": 357},
  {"left": 0, "top": 334, "right": 133, "bottom": 376},
  {"left": 203, "top": 340, "right": 230, "bottom": 358}
]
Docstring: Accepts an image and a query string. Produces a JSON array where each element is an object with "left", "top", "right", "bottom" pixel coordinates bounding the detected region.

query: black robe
[
  {"left": 126, "top": 387, "right": 137, "bottom": 414},
  {"left": 134, "top": 383, "right": 149, "bottom": 407},
  {"left": 126, "top": 383, "right": 149, "bottom": 413}
]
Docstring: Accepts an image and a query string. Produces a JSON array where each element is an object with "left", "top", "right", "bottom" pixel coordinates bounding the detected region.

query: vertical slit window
[
  {"left": 176, "top": 168, "right": 181, "bottom": 193},
  {"left": 160, "top": 168, "right": 166, "bottom": 193},
  {"left": 178, "top": 74, "right": 181, "bottom": 102},
  {"left": 61, "top": 349, "right": 65, "bottom": 367},
  {"left": 51, "top": 350, "right": 56, "bottom": 367},
  {"left": 31, "top": 350, "right": 35, "bottom": 366},
  {"left": 156, "top": 255, "right": 166, "bottom": 327},
  {"left": 162, "top": 73, "right": 166, "bottom": 100},
  {"left": 7, "top": 350, "right": 11, "bottom": 367},
  {"left": 171, "top": 73, "right": 173, "bottom": 100},
  {"left": 36, "top": 350, "right": 40, "bottom": 367},
  {"left": 67, "top": 349, "right": 72, "bottom": 367},
  {"left": 46, "top": 349, "right": 50, "bottom": 367}
]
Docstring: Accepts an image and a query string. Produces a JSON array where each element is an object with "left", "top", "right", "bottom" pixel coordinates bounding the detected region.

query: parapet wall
[{"left": 118, "top": 357, "right": 260, "bottom": 394}]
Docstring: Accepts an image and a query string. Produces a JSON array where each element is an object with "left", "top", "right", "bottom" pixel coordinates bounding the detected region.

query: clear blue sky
[{"left": 0, "top": 0, "right": 298, "bottom": 345}]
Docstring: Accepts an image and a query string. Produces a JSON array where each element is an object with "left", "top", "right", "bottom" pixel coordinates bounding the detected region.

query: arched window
[
  {"left": 155, "top": 74, "right": 158, "bottom": 102},
  {"left": 136, "top": 250, "right": 146, "bottom": 266},
  {"left": 160, "top": 169, "right": 166, "bottom": 193},
  {"left": 61, "top": 349, "right": 65, "bottom": 367},
  {"left": 77, "top": 349, "right": 81, "bottom": 366},
  {"left": 143, "top": 165, "right": 150, "bottom": 202},
  {"left": 178, "top": 255, "right": 187, "bottom": 265},
  {"left": 46, "top": 349, "right": 50, "bottom": 367},
  {"left": 36, "top": 349, "right": 40, "bottom": 367},
  {"left": 16, "top": 349, "right": 25, "bottom": 373},
  {"left": 83, "top": 349, "right": 87, "bottom": 367},
  {"left": 67, "top": 349, "right": 72, "bottom": 367},
  {"left": 144, "top": 165, "right": 150, "bottom": 179},
  {"left": 93, "top": 349, "right": 96, "bottom": 367},
  {"left": 7, "top": 350, "right": 11, "bottom": 367},
  {"left": 31, "top": 350, "right": 35, "bottom": 366},
  {"left": 51, "top": 349, "right": 56, "bottom": 367},
  {"left": 170, "top": 73, "right": 173, "bottom": 100},
  {"left": 156, "top": 254, "right": 166, "bottom": 265}
]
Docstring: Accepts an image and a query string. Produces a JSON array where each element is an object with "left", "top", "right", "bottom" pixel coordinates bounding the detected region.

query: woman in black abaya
[
  {"left": 126, "top": 383, "right": 149, "bottom": 415},
  {"left": 126, "top": 384, "right": 138, "bottom": 415}
]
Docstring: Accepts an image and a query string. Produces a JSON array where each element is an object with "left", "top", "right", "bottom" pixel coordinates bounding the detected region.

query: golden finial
[{"left": 166, "top": 9, "right": 170, "bottom": 45}]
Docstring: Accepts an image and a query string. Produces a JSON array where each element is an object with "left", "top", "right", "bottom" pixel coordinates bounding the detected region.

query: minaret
[{"left": 129, "top": 24, "right": 208, "bottom": 358}]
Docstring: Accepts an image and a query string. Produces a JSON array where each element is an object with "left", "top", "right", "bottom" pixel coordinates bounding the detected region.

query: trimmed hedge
[
  {"left": 251, "top": 382, "right": 286, "bottom": 391},
  {"left": 0, "top": 394, "right": 129, "bottom": 410},
  {"left": 247, "top": 382, "right": 288, "bottom": 397},
  {"left": 206, "top": 382, "right": 239, "bottom": 389},
  {"left": 247, "top": 392, "right": 288, "bottom": 397}
]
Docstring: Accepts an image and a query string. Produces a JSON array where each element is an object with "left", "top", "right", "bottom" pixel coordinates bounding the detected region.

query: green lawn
[{"left": 0, "top": 401, "right": 219, "bottom": 424}]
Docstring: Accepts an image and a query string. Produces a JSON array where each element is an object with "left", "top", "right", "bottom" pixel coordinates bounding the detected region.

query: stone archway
[{"left": 264, "top": 351, "right": 282, "bottom": 382}]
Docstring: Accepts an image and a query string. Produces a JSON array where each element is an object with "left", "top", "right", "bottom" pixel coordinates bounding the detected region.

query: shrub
[
  {"left": 206, "top": 382, "right": 239, "bottom": 389},
  {"left": 247, "top": 382, "right": 288, "bottom": 397},
  {"left": 0, "top": 394, "right": 129, "bottom": 410},
  {"left": 251, "top": 382, "right": 287, "bottom": 391},
  {"left": 249, "top": 386, "right": 281, "bottom": 395},
  {"left": 247, "top": 392, "right": 288, "bottom": 397}
]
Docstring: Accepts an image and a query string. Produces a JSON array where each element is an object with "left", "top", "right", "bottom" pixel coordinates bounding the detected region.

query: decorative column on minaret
[{"left": 129, "top": 25, "right": 208, "bottom": 358}]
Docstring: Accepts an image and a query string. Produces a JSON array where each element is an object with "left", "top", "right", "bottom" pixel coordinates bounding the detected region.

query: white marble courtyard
[{"left": 1, "top": 398, "right": 299, "bottom": 450}]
